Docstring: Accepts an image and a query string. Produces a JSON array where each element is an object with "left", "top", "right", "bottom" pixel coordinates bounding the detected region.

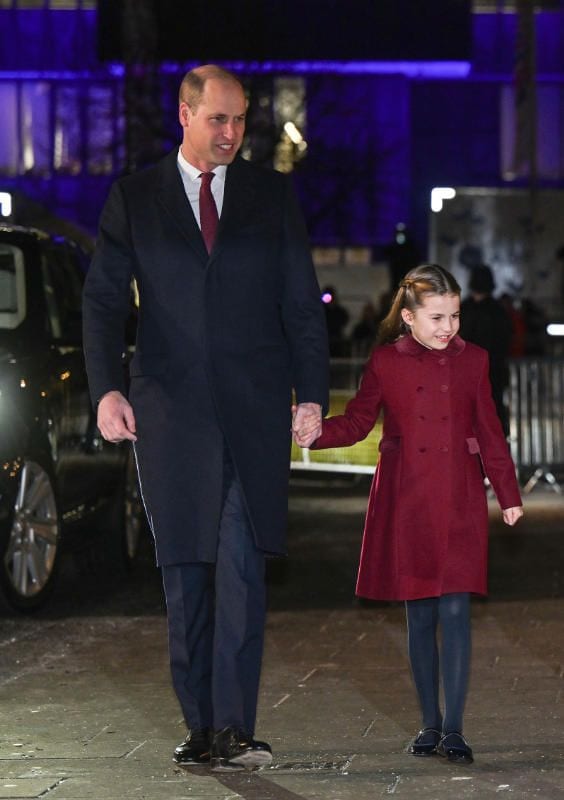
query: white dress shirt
[{"left": 177, "top": 147, "right": 226, "bottom": 228}]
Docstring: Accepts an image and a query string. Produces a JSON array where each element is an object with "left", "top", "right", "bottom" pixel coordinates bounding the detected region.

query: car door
[{"left": 40, "top": 242, "right": 121, "bottom": 520}]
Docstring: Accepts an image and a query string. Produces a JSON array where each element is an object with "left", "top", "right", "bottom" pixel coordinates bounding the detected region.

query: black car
[{"left": 0, "top": 225, "right": 143, "bottom": 611}]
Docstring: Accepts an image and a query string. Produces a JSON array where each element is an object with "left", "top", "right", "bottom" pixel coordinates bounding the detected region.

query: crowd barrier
[
  {"left": 291, "top": 356, "right": 564, "bottom": 493},
  {"left": 508, "top": 357, "right": 564, "bottom": 493}
]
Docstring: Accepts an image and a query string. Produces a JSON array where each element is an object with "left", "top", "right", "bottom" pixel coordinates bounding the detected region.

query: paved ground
[{"left": 0, "top": 478, "right": 563, "bottom": 799}]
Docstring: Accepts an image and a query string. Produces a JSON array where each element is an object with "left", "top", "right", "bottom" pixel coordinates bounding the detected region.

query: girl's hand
[{"left": 502, "top": 506, "right": 524, "bottom": 526}]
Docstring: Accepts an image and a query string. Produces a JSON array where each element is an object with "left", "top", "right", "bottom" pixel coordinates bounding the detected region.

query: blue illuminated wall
[
  {"left": 0, "top": 6, "right": 563, "bottom": 252},
  {"left": 0, "top": 8, "right": 98, "bottom": 71},
  {"left": 294, "top": 75, "right": 411, "bottom": 246}
]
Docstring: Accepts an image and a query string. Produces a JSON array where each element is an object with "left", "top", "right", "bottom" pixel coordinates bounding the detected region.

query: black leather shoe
[
  {"left": 211, "top": 726, "right": 273, "bottom": 771},
  {"left": 173, "top": 728, "right": 211, "bottom": 765},
  {"left": 437, "top": 732, "right": 474, "bottom": 764},
  {"left": 407, "top": 727, "right": 441, "bottom": 756}
]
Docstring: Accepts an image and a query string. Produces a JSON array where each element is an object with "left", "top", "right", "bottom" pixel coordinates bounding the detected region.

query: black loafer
[
  {"left": 437, "top": 732, "right": 474, "bottom": 764},
  {"left": 173, "top": 728, "right": 212, "bottom": 765},
  {"left": 407, "top": 727, "right": 441, "bottom": 756},
  {"left": 211, "top": 726, "right": 272, "bottom": 771}
]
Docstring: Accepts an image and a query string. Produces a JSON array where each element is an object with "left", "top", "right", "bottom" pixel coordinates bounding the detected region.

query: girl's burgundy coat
[{"left": 312, "top": 335, "right": 522, "bottom": 600}]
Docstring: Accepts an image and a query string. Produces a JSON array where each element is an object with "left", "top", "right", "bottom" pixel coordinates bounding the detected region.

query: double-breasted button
[
  {"left": 419, "top": 446, "right": 427, "bottom": 453},
  {"left": 440, "top": 384, "right": 449, "bottom": 392},
  {"left": 441, "top": 415, "right": 449, "bottom": 421},
  {"left": 416, "top": 386, "right": 424, "bottom": 393},
  {"left": 439, "top": 445, "right": 449, "bottom": 452},
  {"left": 439, "top": 357, "right": 447, "bottom": 366},
  {"left": 418, "top": 415, "right": 425, "bottom": 421}
]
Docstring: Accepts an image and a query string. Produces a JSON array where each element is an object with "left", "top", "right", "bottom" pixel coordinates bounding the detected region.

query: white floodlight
[{"left": 431, "top": 187, "right": 456, "bottom": 213}]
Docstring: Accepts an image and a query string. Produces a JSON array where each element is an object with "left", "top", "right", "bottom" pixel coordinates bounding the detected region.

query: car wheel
[{"left": 1, "top": 458, "right": 60, "bottom": 612}]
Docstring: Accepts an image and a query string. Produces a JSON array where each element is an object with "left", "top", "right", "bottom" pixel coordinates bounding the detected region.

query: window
[
  {"left": 41, "top": 244, "right": 84, "bottom": 341},
  {"left": 0, "top": 1, "right": 96, "bottom": 8},
  {"left": 501, "top": 83, "right": 564, "bottom": 180},
  {"left": 0, "top": 245, "right": 26, "bottom": 329}
]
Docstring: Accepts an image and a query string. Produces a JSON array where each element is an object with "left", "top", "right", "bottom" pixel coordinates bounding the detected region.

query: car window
[
  {"left": 0, "top": 244, "right": 26, "bottom": 329},
  {"left": 42, "top": 245, "right": 84, "bottom": 342}
]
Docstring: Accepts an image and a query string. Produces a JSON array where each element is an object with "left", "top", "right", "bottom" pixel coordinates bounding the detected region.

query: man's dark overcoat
[
  {"left": 312, "top": 334, "right": 521, "bottom": 600},
  {"left": 83, "top": 151, "right": 329, "bottom": 565}
]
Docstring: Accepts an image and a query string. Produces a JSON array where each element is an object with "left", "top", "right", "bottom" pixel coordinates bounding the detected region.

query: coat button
[
  {"left": 440, "top": 384, "right": 449, "bottom": 392},
  {"left": 419, "top": 446, "right": 427, "bottom": 453},
  {"left": 439, "top": 445, "right": 449, "bottom": 452},
  {"left": 439, "top": 358, "right": 447, "bottom": 366},
  {"left": 416, "top": 386, "right": 424, "bottom": 393},
  {"left": 418, "top": 415, "right": 425, "bottom": 421},
  {"left": 441, "top": 415, "right": 449, "bottom": 421}
]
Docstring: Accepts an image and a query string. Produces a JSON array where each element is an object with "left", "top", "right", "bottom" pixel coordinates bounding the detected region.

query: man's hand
[
  {"left": 97, "top": 390, "right": 137, "bottom": 443},
  {"left": 502, "top": 506, "right": 524, "bottom": 526},
  {"left": 292, "top": 402, "right": 322, "bottom": 448}
]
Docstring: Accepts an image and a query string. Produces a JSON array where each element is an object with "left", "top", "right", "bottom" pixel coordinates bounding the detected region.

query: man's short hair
[{"left": 179, "top": 65, "right": 244, "bottom": 108}]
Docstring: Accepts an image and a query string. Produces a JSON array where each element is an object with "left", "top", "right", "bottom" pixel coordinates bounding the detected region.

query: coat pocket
[{"left": 466, "top": 437, "right": 480, "bottom": 455}]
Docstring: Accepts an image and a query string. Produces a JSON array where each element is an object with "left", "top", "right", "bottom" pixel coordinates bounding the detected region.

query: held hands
[
  {"left": 502, "top": 506, "right": 524, "bottom": 526},
  {"left": 292, "top": 402, "right": 322, "bottom": 448},
  {"left": 97, "top": 390, "right": 137, "bottom": 443}
]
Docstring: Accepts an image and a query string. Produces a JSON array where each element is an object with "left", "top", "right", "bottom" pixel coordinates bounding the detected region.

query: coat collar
[{"left": 394, "top": 334, "right": 466, "bottom": 358}]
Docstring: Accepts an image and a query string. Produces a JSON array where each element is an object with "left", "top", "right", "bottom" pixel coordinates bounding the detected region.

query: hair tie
[{"left": 400, "top": 278, "right": 413, "bottom": 289}]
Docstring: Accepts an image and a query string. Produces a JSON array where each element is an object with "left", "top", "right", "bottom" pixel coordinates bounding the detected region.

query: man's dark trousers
[{"left": 161, "top": 451, "right": 266, "bottom": 735}]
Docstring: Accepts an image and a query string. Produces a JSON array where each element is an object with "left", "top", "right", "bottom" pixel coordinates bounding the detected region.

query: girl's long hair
[{"left": 377, "top": 264, "right": 461, "bottom": 345}]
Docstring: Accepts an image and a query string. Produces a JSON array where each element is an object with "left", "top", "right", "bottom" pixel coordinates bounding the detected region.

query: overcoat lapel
[
  {"left": 211, "top": 157, "right": 257, "bottom": 260},
  {"left": 155, "top": 150, "right": 209, "bottom": 263}
]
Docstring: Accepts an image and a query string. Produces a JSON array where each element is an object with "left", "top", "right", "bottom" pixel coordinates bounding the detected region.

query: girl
[{"left": 294, "top": 264, "right": 523, "bottom": 764}]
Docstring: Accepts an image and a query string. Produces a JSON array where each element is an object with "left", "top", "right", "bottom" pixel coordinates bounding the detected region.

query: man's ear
[{"left": 179, "top": 102, "right": 190, "bottom": 128}]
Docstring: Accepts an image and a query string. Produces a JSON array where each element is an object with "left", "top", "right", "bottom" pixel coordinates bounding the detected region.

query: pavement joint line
[
  {"left": 298, "top": 668, "right": 317, "bottom": 683},
  {"left": 124, "top": 741, "right": 146, "bottom": 758},
  {"left": 272, "top": 694, "right": 291, "bottom": 708},
  {"left": 81, "top": 725, "right": 110, "bottom": 745},
  {"left": 361, "top": 720, "right": 376, "bottom": 738}
]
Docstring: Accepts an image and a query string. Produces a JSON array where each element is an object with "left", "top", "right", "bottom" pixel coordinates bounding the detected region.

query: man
[{"left": 83, "top": 65, "right": 328, "bottom": 771}]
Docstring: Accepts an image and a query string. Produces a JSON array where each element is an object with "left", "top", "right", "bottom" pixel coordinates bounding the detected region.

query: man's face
[{"left": 179, "top": 78, "right": 247, "bottom": 171}]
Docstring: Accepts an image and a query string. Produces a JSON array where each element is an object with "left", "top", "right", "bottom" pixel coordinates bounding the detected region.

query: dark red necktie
[{"left": 199, "top": 172, "right": 219, "bottom": 254}]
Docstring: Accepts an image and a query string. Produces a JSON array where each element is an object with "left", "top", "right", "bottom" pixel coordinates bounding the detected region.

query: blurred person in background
[{"left": 460, "top": 265, "right": 512, "bottom": 435}]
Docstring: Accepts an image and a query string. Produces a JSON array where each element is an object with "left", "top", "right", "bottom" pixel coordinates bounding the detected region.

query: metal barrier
[
  {"left": 291, "top": 356, "right": 564, "bottom": 493},
  {"left": 508, "top": 357, "right": 564, "bottom": 494}
]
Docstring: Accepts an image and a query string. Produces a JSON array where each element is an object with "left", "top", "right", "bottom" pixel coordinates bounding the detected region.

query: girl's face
[{"left": 401, "top": 292, "right": 460, "bottom": 350}]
